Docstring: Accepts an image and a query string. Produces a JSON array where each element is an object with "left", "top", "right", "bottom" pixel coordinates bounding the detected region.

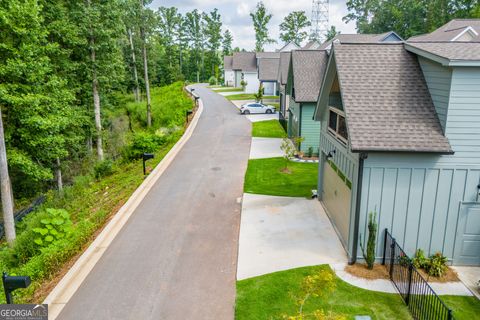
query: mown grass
[
  {"left": 252, "top": 120, "right": 286, "bottom": 138},
  {"left": 226, "top": 94, "right": 279, "bottom": 101},
  {"left": 441, "top": 295, "right": 480, "bottom": 320},
  {"left": 0, "top": 82, "right": 193, "bottom": 304},
  {"left": 212, "top": 87, "right": 243, "bottom": 93},
  {"left": 236, "top": 265, "right": 412, "bottom": 320},
  {"left": 244, "top": 157, "right": 318, "bottom": 198}
]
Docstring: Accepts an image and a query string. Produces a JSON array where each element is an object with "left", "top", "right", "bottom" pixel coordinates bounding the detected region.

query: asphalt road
[{"left": 58, "top": 85, "right": 251, "bottom": 320}]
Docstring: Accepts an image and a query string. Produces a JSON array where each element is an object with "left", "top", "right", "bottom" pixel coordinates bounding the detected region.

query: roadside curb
[{"left": 43, "top": 89, "right": 204, "bottom": 319}]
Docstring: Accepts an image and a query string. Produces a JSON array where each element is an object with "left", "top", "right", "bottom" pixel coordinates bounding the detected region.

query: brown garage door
[{"left": 322, "top": 161, "right": 351, "bottom": 245}]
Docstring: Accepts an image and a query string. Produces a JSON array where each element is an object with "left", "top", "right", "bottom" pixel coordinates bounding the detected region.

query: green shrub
[
  {"left": 307, "top": 147, "right": 313, "bottom": 158},
  {"left": 32, "top": 208, "right": 72, "bottom": 247},
  {"left": 360, "top": 211, "right": 377, "bottom": 269},
  {"left": 94, "top": 160, "right": 114, "bottom": 179},
  {"left": 123, "top": 131, "right": 166, "bottom": 160},
  {"left": 412, "top": 249, "right": 429, "bottom": 269},
  {"left": 426, "top": 252, "right": 448, "bottom": 277},
  {"left": 208, "top": 76, "right": 217, "bottom": 86}
]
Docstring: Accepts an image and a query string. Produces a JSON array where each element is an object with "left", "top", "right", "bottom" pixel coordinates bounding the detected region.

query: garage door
[
  {"left": 454, "top": 203, "right": 480, "bottom": 266},
  {"left": 322, "top": 161, "right": 351, "bottom": 245}
]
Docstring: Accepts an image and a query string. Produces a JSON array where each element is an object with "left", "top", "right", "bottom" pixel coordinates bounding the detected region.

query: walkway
[{"left": 56, "top": 85, "right": 251, "bottom": 319}]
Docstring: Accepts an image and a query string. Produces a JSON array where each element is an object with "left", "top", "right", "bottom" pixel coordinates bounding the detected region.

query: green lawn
[
  {"left": 212, "top": 87, "right": 243, "bottom": 93},
  {"left": 226, "top": 94, "right": 279, "bottom": 101},
  {"left": 244, "top": 157, "right": 317, "bottom": 197},
  {"left": 236, "top": 265, "right": 412, "bottom": 320},
  {"left": 252, "top": 120, "right": 286, "bottom": 138},
  {"left": 442, "top": 295, "right": 480, "bottom": 319}
]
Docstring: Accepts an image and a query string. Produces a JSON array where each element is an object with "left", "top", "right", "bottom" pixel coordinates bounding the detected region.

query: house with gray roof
[
  {"left": 232, "top": 52, "right": 259, "bottom": 93},
  {"left": 277, "top": 52, "right": 292, "bottom": 122},
  {"left": 285, "top": 50, "right": 328, "bottom": 155},
  {"left": 313, "top": 35, "right": 480, "bottom": 266},
  {"left": 319, "top": 31, "right": 403, "bottom": 50},
  {"left": 408, "top": 19, "right": 480, "bottom": 42},
  {"left": 223, "top": 56, "right": 234, "bottom": 87},
  {"left": 258, "top": 58, "right": 280, "bottom": 95}
]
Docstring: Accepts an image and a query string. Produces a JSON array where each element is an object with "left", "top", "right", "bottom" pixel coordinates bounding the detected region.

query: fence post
[
  {"left": 405, "top": 263, "right": 413, "bottom": 306},
  {"left": 389, "top": 237, "right": 396, "bottom": 279},
  {"left": 382, "top": 228, "right": 388, "bottom": 265},
  {"left": 447, "top": 309, "right": 453, "bottom": 320}
]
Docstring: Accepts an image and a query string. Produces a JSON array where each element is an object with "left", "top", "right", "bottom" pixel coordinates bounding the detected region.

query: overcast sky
[{"left": 149, "top": 0, "right": 357, "bottom": 51}]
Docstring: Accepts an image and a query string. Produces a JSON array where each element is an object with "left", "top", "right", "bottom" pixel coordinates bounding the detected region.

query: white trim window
[{"left": 328, "top": 107, "right": 348, "bottom": 144}]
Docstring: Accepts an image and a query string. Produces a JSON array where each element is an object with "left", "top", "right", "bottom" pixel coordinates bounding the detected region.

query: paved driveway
[
  {"left": 237, "top": 193, "right": 347, "bottom": 280},
  {"left": 57, "top": 85, "right": 251, "bottom": 320}
]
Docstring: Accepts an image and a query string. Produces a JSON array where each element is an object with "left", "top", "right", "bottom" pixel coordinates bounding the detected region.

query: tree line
[{"left": 0, "top": 0, "right": 232, "bottom": 244}]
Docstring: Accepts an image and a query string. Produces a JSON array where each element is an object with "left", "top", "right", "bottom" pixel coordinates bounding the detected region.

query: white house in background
[
  {"left": 278, "top": 41, "right": 301, "bottom": 52},
  {"left": 232, "top": 52, "right": 259, "bottom": 93},
  {"left": 223, "top": 56, "right": 234, "bottom": 87},
  {"left": 303, "top": 40, "right": 322, "bottom": 50},
  {"left": 258, "top": 58, "right": 280, "bottom": 95}
]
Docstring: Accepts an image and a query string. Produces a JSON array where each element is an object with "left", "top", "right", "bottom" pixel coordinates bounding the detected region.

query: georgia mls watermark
[{"left": 0, "top": 304, "right": 47, "bottom": 320}]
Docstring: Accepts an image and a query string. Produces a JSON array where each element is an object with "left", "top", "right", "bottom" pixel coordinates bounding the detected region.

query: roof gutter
[{"left": 349, "top": 152, "right": 368, "bottom": 265}]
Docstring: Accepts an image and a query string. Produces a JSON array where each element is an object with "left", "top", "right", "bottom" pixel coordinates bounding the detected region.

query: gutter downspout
[{"left": 349, "top": 152, "right": 368, "bottom": 265}]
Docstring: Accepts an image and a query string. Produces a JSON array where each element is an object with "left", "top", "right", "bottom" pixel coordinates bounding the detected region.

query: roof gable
[
  {"left": 232, "top": 52, "right": 257, "bottom": 72},
  {"left": 319, "top": 31, "right": 404, "bottom": 50},
  {"left": 277, "top": 52, "right": 291, "bottom": 85},
  {"left": 291, "top": 50, "right": 328, "bottom": 102},
  {"left": 408, "top": 19, "right": 480, "bottom": 42},
  {"left": 316, "top": 44, "right": 452, "bottom": 153},
  {"left": 258, "top": 58, "right": 280, "bottom": 81}
]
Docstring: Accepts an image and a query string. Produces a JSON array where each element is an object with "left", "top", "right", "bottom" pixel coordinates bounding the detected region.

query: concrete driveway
[
  {"left": 57, "top": 85, "right": 251, "bottom": 320},
  {"left": 249, "top": 137, "right": 284, "bottom": 159},
  {"left": 237, "top": 193, "right": 347, "bottom": 280}
]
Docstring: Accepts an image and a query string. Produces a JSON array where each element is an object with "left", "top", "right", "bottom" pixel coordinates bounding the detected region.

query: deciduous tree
[
  {"left": 279, "top": 11, "right": 311, "bottom": 45},
  {"left": 250, "top": 2, "right": 276, "bottom": 51}
]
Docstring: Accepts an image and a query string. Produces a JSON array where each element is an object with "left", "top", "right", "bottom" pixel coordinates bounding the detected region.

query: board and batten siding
[
  {"left": 299, "top": 103, "right": 321, "bottom": 154},
  {"left": 418, "top": 57, "right": 452, "bottom": 132}
]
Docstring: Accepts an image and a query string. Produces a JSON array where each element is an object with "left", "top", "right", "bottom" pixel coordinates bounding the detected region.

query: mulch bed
[{"left": 345, "top": 263, "right": 460, "bottom": 283}]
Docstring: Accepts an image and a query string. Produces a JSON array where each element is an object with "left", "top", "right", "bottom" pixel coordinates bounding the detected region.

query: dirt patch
[
  {"left": 345, "top": 263, "right": 390, "bottom": 280},
  {"left": 280, "top": 168, "right": 292, "bottom": 174},
  {"left": 416, "top": 268, "right": 460, "bottom": 283}
]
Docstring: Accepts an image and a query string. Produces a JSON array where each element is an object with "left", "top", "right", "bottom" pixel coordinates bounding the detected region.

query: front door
[{"left": 454, "top": 203, "right": 480, "bottom": 265}]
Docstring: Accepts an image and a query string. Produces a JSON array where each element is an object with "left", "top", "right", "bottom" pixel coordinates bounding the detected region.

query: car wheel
[
  {"left": 243, "top": 110, "right": 250, "bottom": 114},
  {"left": 266, "top": 109, "right": 272, "bottom": 114}
]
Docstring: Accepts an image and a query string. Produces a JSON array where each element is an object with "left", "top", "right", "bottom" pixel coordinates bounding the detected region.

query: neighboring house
[
  {"left": 232, "top": 52, "right": 259, "bottom": 93},
  {"left": 285, "top": 50, "right": 327, "bottom": 155},
  {"left": 258, "top": 58, "right": 280, "bottom": 96},
  {"left": 303, "top": 40, "right": 322, "bottom": 50},
  {"left": 223, "top": 56, "right": 234, "bottom": 87},
  {"left": 277, "top": 52, "right": 292, "bottom": 121},
  {"left": 278, "top": 41, "right": 301, "bottom": 52},
  {"left": 408, "top": 19, "right": 480, "bottom": 42},
  {"left": 319, "top": 31, "right": 403, "bottom": 50},
  {"left": 314, "top": 39, "right": 480, "bottom": 266}
]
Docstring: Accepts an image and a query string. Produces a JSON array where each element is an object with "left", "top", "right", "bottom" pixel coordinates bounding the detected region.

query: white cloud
[{"left": 150, "top": 0, "right": 357, "bottom": 51}]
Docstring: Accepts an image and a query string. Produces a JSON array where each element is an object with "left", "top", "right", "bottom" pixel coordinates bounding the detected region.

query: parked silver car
[{"left": 240, "top": 102, "right": 275, "bottom": 114}]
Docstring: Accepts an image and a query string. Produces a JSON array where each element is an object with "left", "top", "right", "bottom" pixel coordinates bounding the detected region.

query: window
[{"left": 328, "top": 107, "right": 348, "bottom": 144}]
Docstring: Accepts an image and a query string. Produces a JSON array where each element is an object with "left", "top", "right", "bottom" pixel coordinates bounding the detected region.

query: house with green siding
[
  {"left": 285, "top": 50, "right": 328, "bottom": 155},
  {"left": 314, "top": 19, "right": 480, "bottom": 266}
]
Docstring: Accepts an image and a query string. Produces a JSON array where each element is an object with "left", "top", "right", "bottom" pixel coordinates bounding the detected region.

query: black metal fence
[
  {"left": 382, "top": 229, "right": 454, "bottom": 320},
  {"left": 0, "top": 196, "right": 45, "bottom": 239}
]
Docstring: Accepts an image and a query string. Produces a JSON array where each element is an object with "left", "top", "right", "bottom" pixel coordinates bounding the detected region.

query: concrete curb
[{"left": 43, "top": 92, "right": 204, "bottom": 320}]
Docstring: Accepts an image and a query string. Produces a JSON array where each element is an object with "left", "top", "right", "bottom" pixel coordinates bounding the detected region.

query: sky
[{"left": 149, "top": 0, "right": 357, "bottom": 51}]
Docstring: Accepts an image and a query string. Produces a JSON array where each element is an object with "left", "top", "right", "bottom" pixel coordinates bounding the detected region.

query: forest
[{"left": 0, "top": 0, "right": 230, "bottom": 206}]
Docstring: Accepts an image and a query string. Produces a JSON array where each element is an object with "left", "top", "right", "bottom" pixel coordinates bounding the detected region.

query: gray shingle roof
[
  {"left": 224, "top": 56, "right": 233, "bottom": 70},
  {"left": 406, "top": 42, "right": 480, "bottom": 61},
  {"left": 319, "top": 32, "right": 402, "bottom": 50},
  {"left": 292, "top": 50, "right": 328, "bottom": 102},
  {"left": 303, "top": 40, "right": 322, "bottom": 50},
  {"left": 232, "top": 52, "right": 257, "bottom": 72},
  {"left": 277, "top": 52, "right": 291, "bottom": 85},
  {"left": 333, "top": 43, "right": 452, "bottom": 153},
  {"left": 258, "top": 58, "right": 280, "bottom": 81},
  {"left": 256, "top": 52, "right": 281, "bottom": 59},
  {"left": 408, "top": 19, "right": 480, "bottom": 42}
]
